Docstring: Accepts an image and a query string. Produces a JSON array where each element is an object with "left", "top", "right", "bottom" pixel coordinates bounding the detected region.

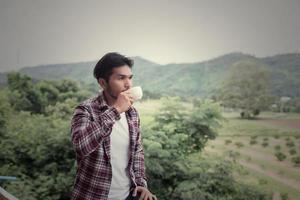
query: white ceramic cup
[{"left": 128, "top": 86, "right": 143, "bottom": 101}]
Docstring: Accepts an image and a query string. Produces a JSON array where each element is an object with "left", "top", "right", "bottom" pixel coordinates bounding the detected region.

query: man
[{"left": 70, "top": 52, "right": 156, "bottom": 200}]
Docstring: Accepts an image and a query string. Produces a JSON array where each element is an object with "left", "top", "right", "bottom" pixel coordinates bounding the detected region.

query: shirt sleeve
[
  {"left": 133, "top": 116, "right": 148, "bottom": 188},
  {"left": 71, "top": 104, "right": 120, "bottom": 158}
]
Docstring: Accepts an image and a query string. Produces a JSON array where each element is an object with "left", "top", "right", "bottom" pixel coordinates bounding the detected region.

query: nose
[{"left": 125, "top": 78, "right": 132, "bottom": 89}]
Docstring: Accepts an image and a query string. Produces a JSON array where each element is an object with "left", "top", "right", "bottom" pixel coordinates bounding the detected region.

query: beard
[
  {"left": 105, "top": 85, "right": 119, "bottom": 100},
  {"left": 107, "top": 90, "right": 118, "bottom": 99}
]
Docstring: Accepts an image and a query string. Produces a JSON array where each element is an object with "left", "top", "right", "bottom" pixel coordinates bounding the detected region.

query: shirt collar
[{"left": 96, "top": 91, "right": 109, "bottom": 109}]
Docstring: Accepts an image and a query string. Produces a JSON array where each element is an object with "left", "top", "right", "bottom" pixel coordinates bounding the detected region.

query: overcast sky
[{"left": 0, "top": 0, "right": 300, "bottom": 72}]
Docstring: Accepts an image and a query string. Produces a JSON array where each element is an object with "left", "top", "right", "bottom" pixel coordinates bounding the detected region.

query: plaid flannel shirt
[{"left": 70, "top": 93, "right": 147, "bottom": 200}]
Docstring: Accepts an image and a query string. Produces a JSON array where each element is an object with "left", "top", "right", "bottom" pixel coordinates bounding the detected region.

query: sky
[{"left": 0, "top": 0, "right": 300, "bottom": 72}]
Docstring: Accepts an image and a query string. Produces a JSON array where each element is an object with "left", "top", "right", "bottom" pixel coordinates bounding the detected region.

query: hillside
[
  {"left": 0, "top": 52, "right": 299, "bottom": 97},
  {"left": 262, "top": 53, "right": 300, "bottom": 97}
]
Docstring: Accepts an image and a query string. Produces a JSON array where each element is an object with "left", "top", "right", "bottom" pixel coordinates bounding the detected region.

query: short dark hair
[{"left": 93, "top": 52, "right": 134, "bottom": 81}]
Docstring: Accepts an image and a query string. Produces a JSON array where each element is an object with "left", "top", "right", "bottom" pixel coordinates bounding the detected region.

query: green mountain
[
  {"left": 262, "top": 53, "right": 300, "bottom": 97},
  {"left": 1, "top": 52, "right": 299, "bottom": 97}
]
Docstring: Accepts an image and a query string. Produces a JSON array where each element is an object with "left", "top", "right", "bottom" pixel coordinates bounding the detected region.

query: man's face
[{"left": 102, "top": 65, "right": 133, "bottom": 99}]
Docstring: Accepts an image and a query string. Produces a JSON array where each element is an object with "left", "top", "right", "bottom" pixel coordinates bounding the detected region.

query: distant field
[
  {"left": 206, "top": 112, "right": 300, "bottom": 200},
  {"left": 136, "top": 100, "right": 300, "bottom": 200}
]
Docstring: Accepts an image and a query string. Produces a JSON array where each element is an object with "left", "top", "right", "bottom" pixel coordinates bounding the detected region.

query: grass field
[
  {"left": 135, "top": 100, "right": 300, "bottom": 200},
  {"left": 205, "top": 111, "right": 300, "bottom": 200}
]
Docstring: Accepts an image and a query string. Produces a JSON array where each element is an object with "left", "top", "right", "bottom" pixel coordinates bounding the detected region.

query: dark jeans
[{"left": 125, "top": 189, "right": 141, "bottom": 200}]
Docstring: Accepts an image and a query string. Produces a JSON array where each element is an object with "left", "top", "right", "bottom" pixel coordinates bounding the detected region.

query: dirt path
[
  {"left": 239, "top": 160, "right": 300, "bottom": 191},
  {"left": 260, "top": 119, "right": 300, "bottom": 130}
]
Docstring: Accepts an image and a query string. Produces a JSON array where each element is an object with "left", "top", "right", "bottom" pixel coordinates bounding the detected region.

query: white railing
[{"left": 0, "top": 186, "right": 19, "bottom": 200}]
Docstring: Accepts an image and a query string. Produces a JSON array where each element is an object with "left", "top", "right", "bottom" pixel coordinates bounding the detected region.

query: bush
[
  {"left": 250, "top": 136, "right": 258, "bottom": 140},
  {"left": 227, "top": 150, "right": 241, "bottom": 162},
  {"left": 261, "top": 141, "right": 268, "bottom": 148},
  {"left": 273, "top": 135, "right": 280, "bottom": 139},
  {"left": 145, "top": 97, "right": 269, "bottom": 199},
  {"left": 258, "top": 179, "right": 268, "bottom": 185},
  {"left": 281, "top": 192, "right": 290, "bottom": 200},
  {"left": 274, "top": 145, "right": 281, "bottom": 151},
  {"left": 0, "top": 88, "right": 271, "bottom": 200},
  {"left": 170, "top": 161, "right": 270, "bottom": 200},
  {"left": 289, "top": 148, "right": 296, "bottom": 155},
  {"left": 249, "top": 139, "right": 257, "bottom": 145},
  {"left": 286, "top": 141, "right": 295, "bottom": 148},
  {"left": 225, "top": 139, "right": 232, "bottom": 145},
  {"left": 235, "top": 141, "right": 244, "bottom": 148},
  {"left": 291, "top": 156, "right": 300, "bottom": 166},
  {"left": 275, "top": 152, "right": 287, "bottom": 161},
  {"left": 0, "top": 112, "right": 76, "bottom": 200}
]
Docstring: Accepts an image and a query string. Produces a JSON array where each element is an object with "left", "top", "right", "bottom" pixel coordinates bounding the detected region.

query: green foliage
[
  {"left": 144, "top": 97, "right": 269, "bottom": 199},
  {"left": 171, "top": 161, "right": 269, "bottom": 200},
  {"left": 286, "top": 141, "right": 295, "bottom": 148},
  {"left": 261, "top": 141, "right": 269, "bottom": 148},
  {"left": 258, "top": 179, "right": 268, "bottom": 185},
  {"left": 273, "top": 135, "right": 280, "bottom": 139},
  {"left": 0, "top": 80, "right": 271, "bottom": 199},
  {"left": 291, "top": 156, "right": 300, "bottom": 166},
  {"left": 280, "top": 192, "right": 290, "bottom": 200},
  {"left": 45, "top": 98, "right": 78, "bottom": 120},
  {"left": 225, "top": 139, "right": 232, "bottom": 145},
  {"left": 249, "top": 139, "right": 257, "bottom": 145},
  {"left": 7, "top": 72, "right": 46, "bottom": 113},
  {"left": 4, "top": 53, "right": 299, "bottom": 99},
  {"left": 0, "top": 89, "right": 11, "bottom": 136},
  {"left": 0, "top": 76, "right": 91, "bottom": 199},
  {"left": 219, "top": 61, "right": 271, "bottom": 119},
  {"left": 275, "top": 152, "right": 287, "bottom": 161},
  {"left": 274, "top": 145, "right": 281, "bottom": 151},
  {"left": 142, "top": 90, "right": 162, "bottom": 100},
  {"left": 263, "top": 53, "right": 300, "bottom": 98},
  {"left": 288, "top": 148, "right": 296, "bottom": 155},
  {"left": 226, "top": 150, "right": 241, "bottom": 163},
  {"left": 251, "top": 135, "right": 258, "bottom": 140},
  {"left": 288, "top": 97, "right": 300, "bottom": 113},
  {"left": 0, "top": 111, "right": 76, "bottom": 200},
  {"left": 6, "top": 72, "right": 91, "bottom": 114},
  {"left": 235, "top": 141, "right": 244, "bottom": 148},
  {"left": 271, "top": 97, "right": 300, "bottom": 113},
  {"left": 152, "top": 97, "right": 223, "bottom": 154}
]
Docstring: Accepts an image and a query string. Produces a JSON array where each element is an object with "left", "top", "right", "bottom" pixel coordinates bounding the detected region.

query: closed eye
[{"left": 117, "top": 75, "right": 133, "bottom": 80}]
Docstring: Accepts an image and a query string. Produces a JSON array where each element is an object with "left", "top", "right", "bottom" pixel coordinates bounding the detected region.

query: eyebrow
[{"left": 116, "top": 74, "right": 133, "bottom": 78}]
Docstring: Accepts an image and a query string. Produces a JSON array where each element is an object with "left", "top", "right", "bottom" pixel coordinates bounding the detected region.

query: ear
[{"left": 98, "top": 78, "right": 107, "bottom": 90}]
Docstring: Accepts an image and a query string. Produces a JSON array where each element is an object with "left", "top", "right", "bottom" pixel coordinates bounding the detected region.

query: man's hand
[
  {"left": 132, "top": 186, "right": 157, "bottom": 200},
  {"left": 113, "top": 91, "right": 134, "bottom": 113}
]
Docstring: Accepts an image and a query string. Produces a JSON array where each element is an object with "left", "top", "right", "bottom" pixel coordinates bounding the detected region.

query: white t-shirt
[{"left": 108, "top": 112, "right": 131, "bottom": 200}]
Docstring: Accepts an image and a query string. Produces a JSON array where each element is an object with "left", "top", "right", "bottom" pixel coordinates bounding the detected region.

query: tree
[
  {"left": 143, "top": 97, "right": 269, "bottom": 199},
  {"left": 0, "top": 103, "right": 76, "bottom": 200},
  {"left": 0, "top": 89, "right": 11, "bottom": 137},
  {"left": 7, "top": 72, "right": 46, "bottom": 113},
  {"left": 219, "top": 61, "right": 271, "bottom": 119},
  {"left": 6, "top": 72, "right": 91, "bottom": 114}
]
